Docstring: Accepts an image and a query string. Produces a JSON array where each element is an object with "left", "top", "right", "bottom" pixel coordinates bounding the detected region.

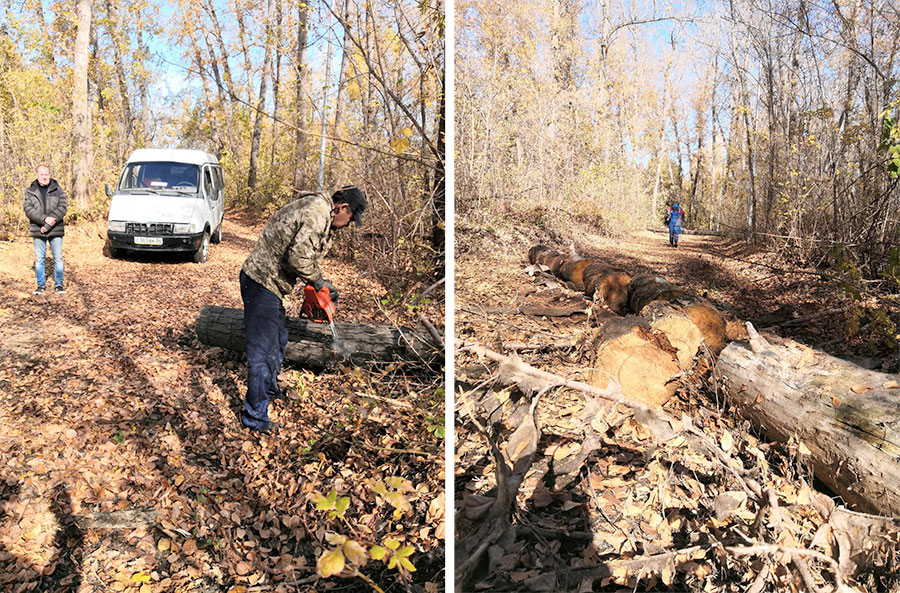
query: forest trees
[
  {"left": 0, "top": 0, "right": 444, "bottom": 287},
  {"left": 457, "top": 0, "right": 899, "bottom": 276}
]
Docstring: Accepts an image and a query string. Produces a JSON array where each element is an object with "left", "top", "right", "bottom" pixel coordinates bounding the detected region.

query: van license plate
[{"left": 134, "top": 236, "right": 163, "bottom": 246}]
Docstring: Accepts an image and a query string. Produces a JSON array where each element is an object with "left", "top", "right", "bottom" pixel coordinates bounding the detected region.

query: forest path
[
  {"left": 0, "top": 212, "right": 444, "bottom": 592},
  {"left": 457, "top": 226, "right": 850, "bottom": 357}
]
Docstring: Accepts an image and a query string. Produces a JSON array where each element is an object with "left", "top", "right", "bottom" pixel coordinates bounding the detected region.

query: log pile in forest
[
  {"left": 529, "top": 244, "right": 727, "bottom": 407},
  {"left": 528, "top": 242, "right": 900, "bottom": 517},
  {"left": 195, "top": 305, "right": 441, "bottom": 369}
]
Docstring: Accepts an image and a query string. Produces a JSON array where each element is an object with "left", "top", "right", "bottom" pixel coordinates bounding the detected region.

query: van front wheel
[
  {"left": 211, "top": 222, "right": 223, "bottom": 244},
  {"left": 193, "top": 231, "right": 210, "bottom": 263}
]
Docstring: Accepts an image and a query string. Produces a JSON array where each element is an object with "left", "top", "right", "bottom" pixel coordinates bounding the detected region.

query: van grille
[{"left": 126, "top": 223, "right": 174, "bottom": 235}]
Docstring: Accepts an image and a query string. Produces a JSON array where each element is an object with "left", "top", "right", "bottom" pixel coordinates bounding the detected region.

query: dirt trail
[
  {"left": 458, "top": 225, "right": 883, "bottom": 367},
  {"left": 0, "top": 213, "right": 445, "bottom": 592}
]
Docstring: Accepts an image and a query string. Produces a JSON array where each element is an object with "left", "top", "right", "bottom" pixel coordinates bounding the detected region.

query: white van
[{"left": 106, "top": 148, "right": 225, "bottom": 263}]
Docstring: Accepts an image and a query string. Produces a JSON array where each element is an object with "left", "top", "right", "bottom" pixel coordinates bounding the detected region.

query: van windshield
[{"left": 118, "top": 162, "right": 200, "bottom": 194}]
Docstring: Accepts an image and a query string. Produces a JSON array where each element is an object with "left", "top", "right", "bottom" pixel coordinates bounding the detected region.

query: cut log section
[
  {"left": 681, "top": 302, "right": 727, "bottom": 354},
  {"left": 548, "top": 253, "right": 569, "bottom": 276},
  {"left": 528, "top": 244, "right": 553, "bottom": 264},
  {"left": 628, "top": 275, "right": 726, "bottom": 354},
  {"left": 642, "top": 302, "right": 704, "bottom": 369},
  {"left": 582, "top": 316, "right": 680, "bottom": 407},
  {"left": 584, "top": 266, "right": 631, "bottom": 315},
  {"left": 719, "top": 329, "right": 900, "bottom": 516},
  {"left": 627, "top": 274, "right": 687, "bottom": 314},
  {"left": 195, "top": 305, "right": 441, "bottom": 369},
  {"left": 559, "top": 259, "right": 596, "bottom": 291}
]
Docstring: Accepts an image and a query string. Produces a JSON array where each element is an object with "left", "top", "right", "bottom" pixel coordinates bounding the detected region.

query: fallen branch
[{"left": 501, "top": 341, "right": 576, "bottom": 352}]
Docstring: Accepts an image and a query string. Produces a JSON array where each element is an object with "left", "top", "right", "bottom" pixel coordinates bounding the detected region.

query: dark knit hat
[{"left": 333, "top": 186, "right": 367, "bottom": 226}]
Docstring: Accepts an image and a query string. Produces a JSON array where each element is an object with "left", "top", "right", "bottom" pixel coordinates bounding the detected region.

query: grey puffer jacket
[{"left": 24, "top": 179, "right": 68, "bottom": 239}]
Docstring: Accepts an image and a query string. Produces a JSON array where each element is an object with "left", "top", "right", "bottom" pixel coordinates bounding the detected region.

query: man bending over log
[{"left": 239, "top": 186, "right": 367, "bottom": 433}]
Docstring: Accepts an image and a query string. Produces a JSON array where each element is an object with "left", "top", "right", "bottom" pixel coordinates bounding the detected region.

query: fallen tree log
[
  {"left": 195, "top": 305, "right": 441, "bottom": 369},
  {"left": 719, "top": 325, "right": 900, "bottom": 516},
  {"left": 645, "top": 226, "right": 722, "bottom": 236}
]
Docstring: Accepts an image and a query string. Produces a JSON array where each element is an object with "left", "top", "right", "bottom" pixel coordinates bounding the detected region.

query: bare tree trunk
[
  {"left": 90, "top": 21, "right": 104, "bottom": 114},
  {"left": 292, "top": 0, "right": 311, "bottom": 196},
  {"left": 234, "top": 0, "right": 254, "bottom": 93},
  {"left": 269, "top": 0, "right": 283, "bottom": 172},
  {"left": 104, "top": 0, "right": 134, "bottom": 161},
  {"left": 137, "top": 16, "right": 151, "bottom": 143},
  {"left": 431, "top": 71, "right": 445, "bottom": 280},
  {"left": 33, "top": 1, "right": 55, "bottom": 68},
  {"left": 248, "top": 0, "right": 275, "bottom": 199},
  {"left": 196, "top": 305, "right": 440, "bottom": 369},
  {"left": 330, "top": 0, "right": 354, "bottom": 185},
  {"left": 719, "top": 331, "right": 900, "bottom": 516},
  {"left": 763, "top": 40, "right": 776, "bottom": 235},
  {"left": 187, "top": 23, "right": 223, "bottom": 157},
  {"left": 72, "top": 0, "right": 93, "bottom": 210},
  {"left": 204, "top": 0, "right": 240, "bottom": 155}
]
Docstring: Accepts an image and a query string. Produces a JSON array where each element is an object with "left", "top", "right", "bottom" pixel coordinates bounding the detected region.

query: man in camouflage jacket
[{"left": 239, "top": 186, "right": 367, "bottom": 433}]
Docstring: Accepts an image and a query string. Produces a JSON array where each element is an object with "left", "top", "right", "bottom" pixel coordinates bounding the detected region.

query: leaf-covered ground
[
  {"left": 0, "top": 211, "right": 445, "bottom": 593},
  {"left": 455, "top": 220, "right": 900, "bottom": 592}
]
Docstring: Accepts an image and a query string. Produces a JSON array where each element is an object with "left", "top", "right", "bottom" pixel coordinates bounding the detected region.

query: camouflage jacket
[{"left": 241, "top": 192, "right": 333, "bottom": 298}]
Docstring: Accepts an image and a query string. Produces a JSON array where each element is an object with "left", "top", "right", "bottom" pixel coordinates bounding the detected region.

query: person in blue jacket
[{"left": 666, "top": 203, "right": 684, "bottom": 247}]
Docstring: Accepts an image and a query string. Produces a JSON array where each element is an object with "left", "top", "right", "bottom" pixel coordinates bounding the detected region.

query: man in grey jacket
[
  {"left": 239, "top": 186, "right": 366, "bottom": 433},
  {"left": 23, "top": 165, "right": 68, "bottom": 294}
]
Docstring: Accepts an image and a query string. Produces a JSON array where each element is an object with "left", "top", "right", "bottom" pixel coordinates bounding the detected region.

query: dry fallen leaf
[
  {"left": 883, "top": 380, "right": 900, "bottom": 389},
  {"left": 720, "top": 430, "right": 734, "bottom": 452},
  {"left": 235, "top": 561, "right": 252, "bottom": 576},
  {"left": 181, "top": 539, "right": 197, "bottom": 555},
  {"left": 851, "top": 384, "right": 871, "bottom": 394}
]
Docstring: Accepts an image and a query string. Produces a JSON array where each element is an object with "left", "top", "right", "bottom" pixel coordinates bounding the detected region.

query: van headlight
[
  {"left": 173, "top": 223, "right": 192, "bottom": 234},
  {"left": 108, "top": 221, "right": 126, "bottom": 232}
]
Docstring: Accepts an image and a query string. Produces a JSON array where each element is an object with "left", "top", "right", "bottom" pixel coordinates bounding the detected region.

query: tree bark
[
  {"left": 292, "top": 0, "right": 311, "bottom": 197},
  {"left": 136, "top": 12, "right": 151, "bottom": 144},
  {"left": 269, "top": 0, "right": 283, "bottom": 172},
  {"left": 247, "top": 0, "right": 275, "bottom": 199},
  {"left": 195, "top": 305, "right": 441, "bottom": 369},
  {"left": 719, "top": 329, "right": 900, "bottom": 516},
  {"left": 329, "top": 0, "right": 354, "bottom": 184},
  {"left": 431, "top": 69, "right": 446, "bottom": 280},
  {"left": 72, "top": 0, "right": 93, "bottom": 211},
  {"left": 104, "top": 0, "right": 133, "bottom": 161}
]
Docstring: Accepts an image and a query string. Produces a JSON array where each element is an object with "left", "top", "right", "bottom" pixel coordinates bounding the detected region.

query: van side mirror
[{"left": 105, "top": 184, "right": 112, "bottom": 197}]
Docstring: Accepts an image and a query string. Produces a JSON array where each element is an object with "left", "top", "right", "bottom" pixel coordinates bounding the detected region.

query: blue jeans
[
  {"left": 239, "top": 271, "right": 288, "bottom": 430},
  {"left": 34, "top": 236, "right": 64, "bottom": 288},
  {"left": 669, "top": 223, "right": 681, "bottom": 245}
]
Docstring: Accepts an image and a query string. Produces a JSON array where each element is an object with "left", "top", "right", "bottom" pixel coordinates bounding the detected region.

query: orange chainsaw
[{"left": 301, "top": 285, "right": 350, "bottom": 358}]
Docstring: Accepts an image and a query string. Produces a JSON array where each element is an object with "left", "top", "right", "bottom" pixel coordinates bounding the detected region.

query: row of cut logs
[
  {"left": 529, "top": 244, "right": 727, "bottom": 407},
  {"left": 529, "top": 243, "right": 900, "bottom": 517}
]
